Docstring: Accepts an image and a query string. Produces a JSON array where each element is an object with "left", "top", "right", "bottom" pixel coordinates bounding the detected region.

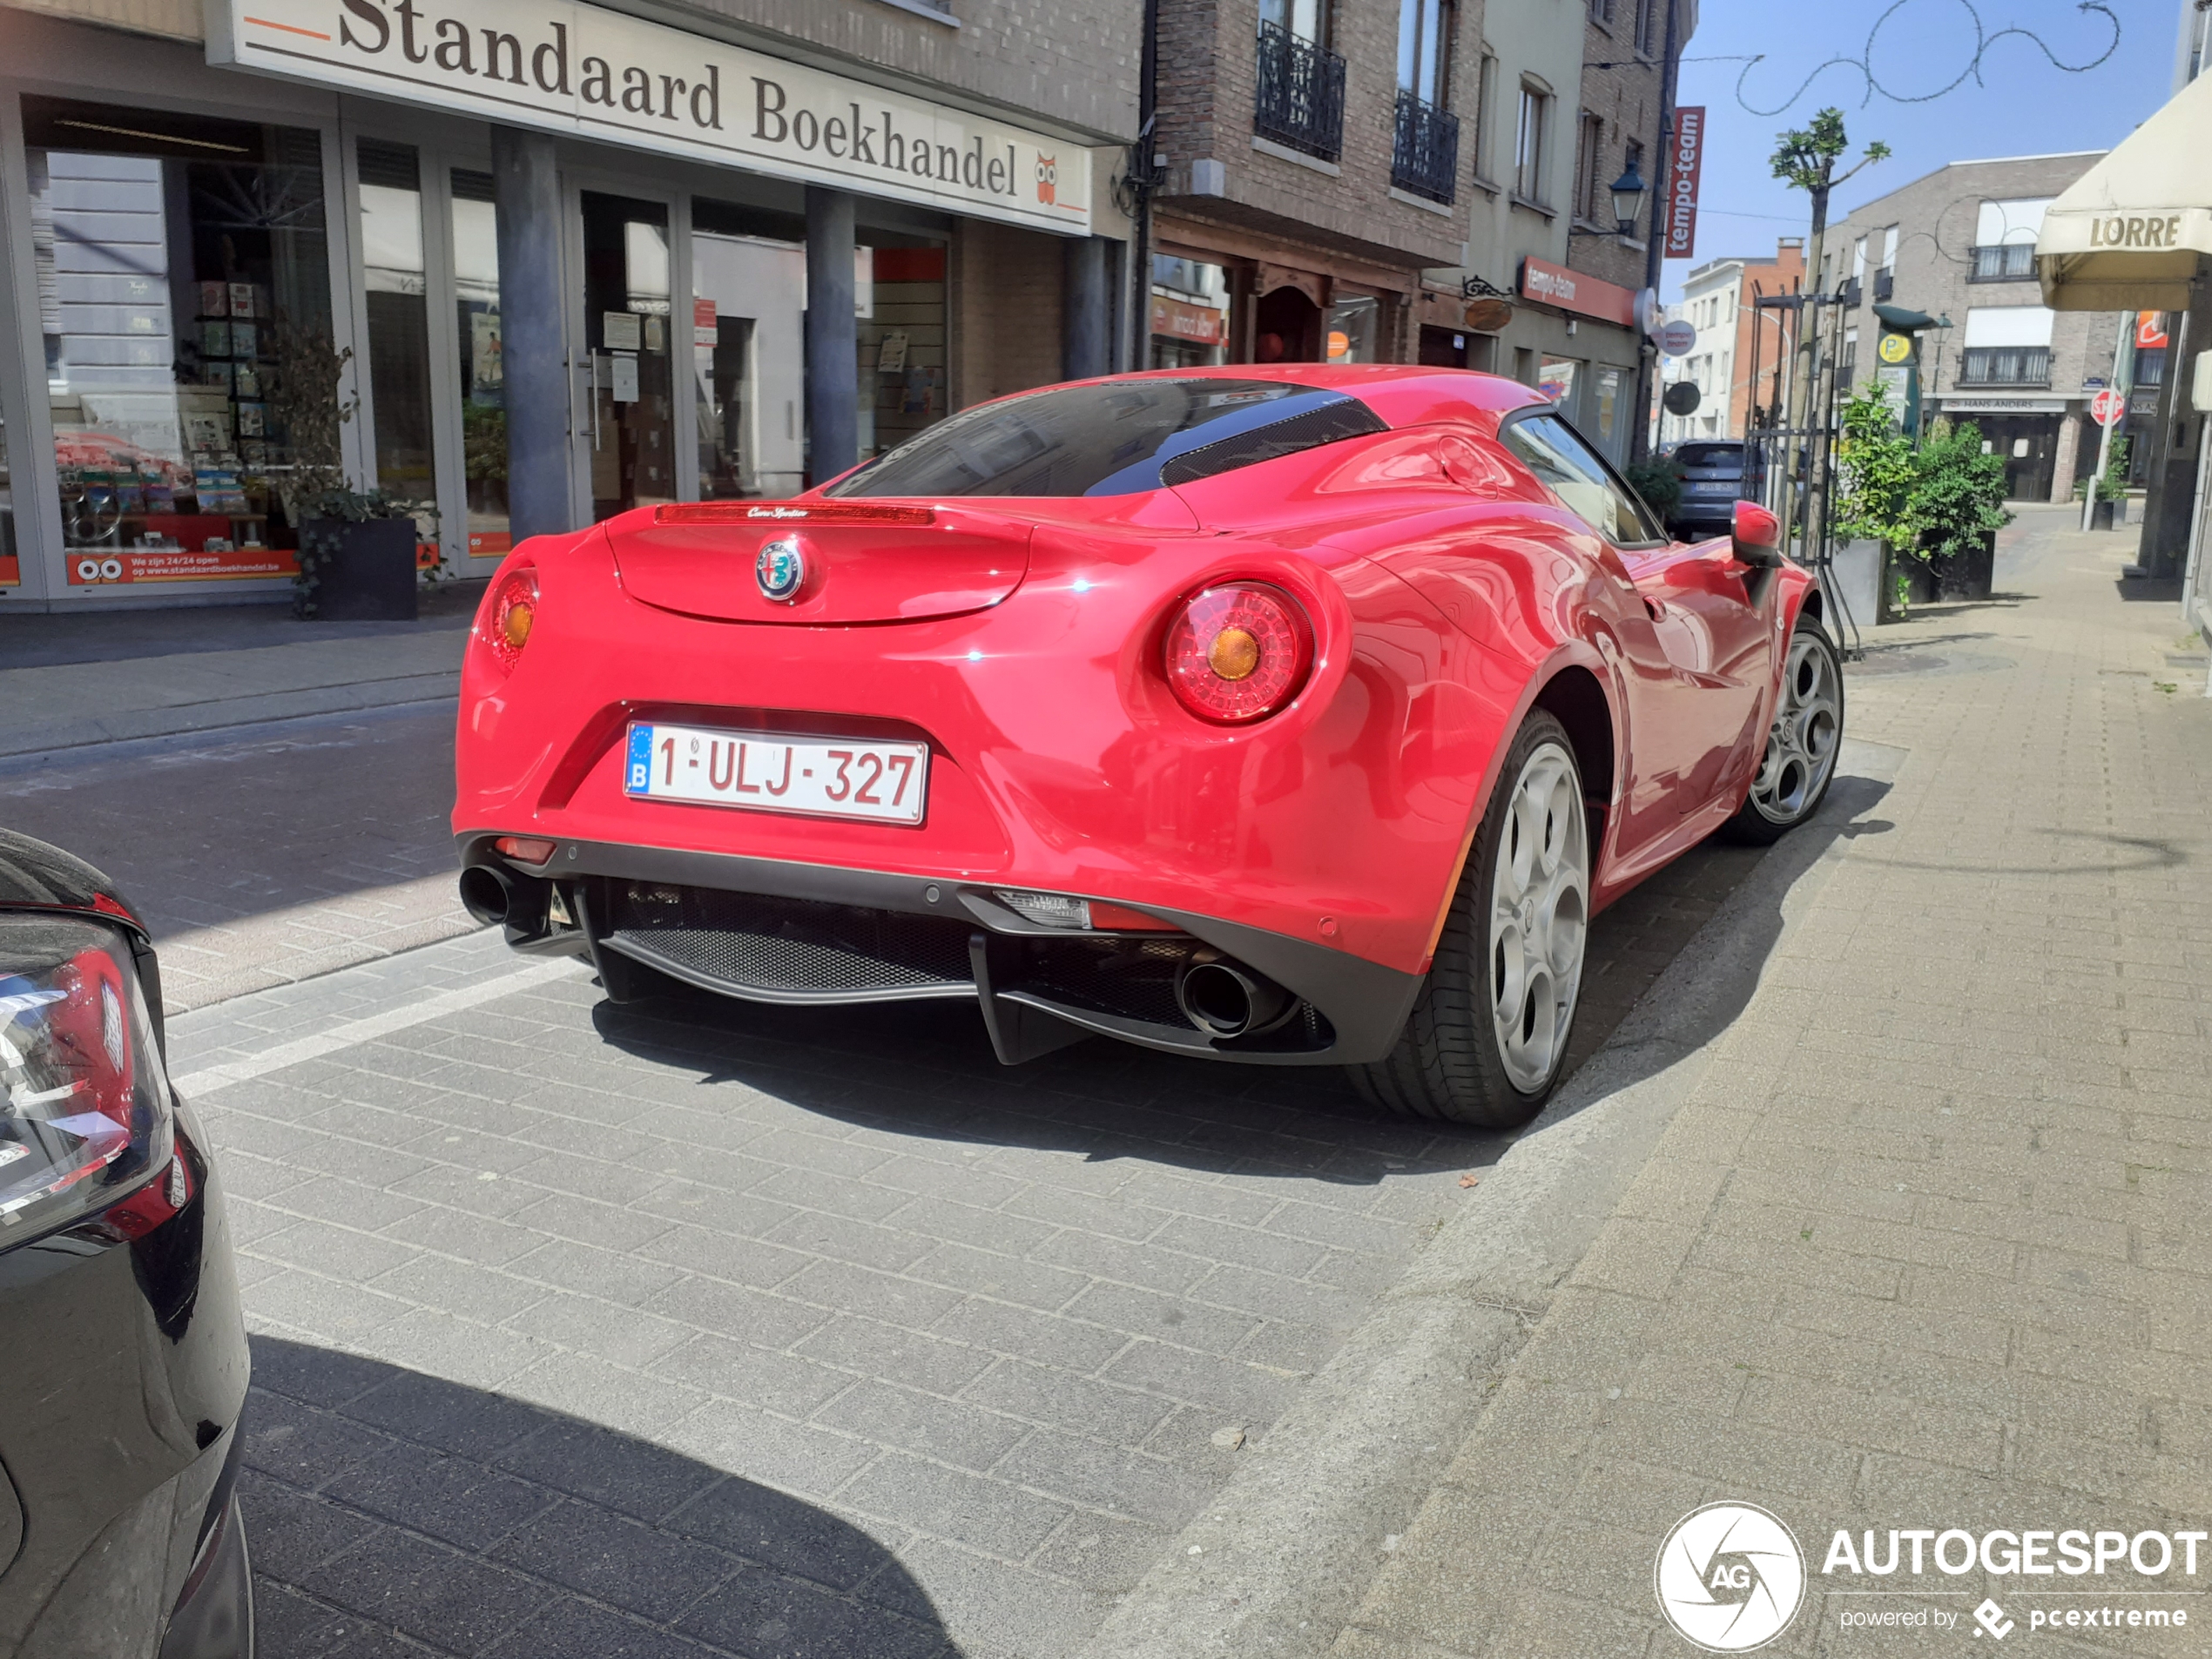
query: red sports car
[{"left": 452, "top": 366, "right": 1841, "bottom": 1126}]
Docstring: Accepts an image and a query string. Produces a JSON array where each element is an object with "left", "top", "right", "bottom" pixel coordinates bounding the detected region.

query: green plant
[
  {"left": 462, "top": 401, "right": 509, "bottom": 482},
  {"left": 1832, "top": 383, "right": 1917, "bottom": 550},
  {"left": 292, "top": 486, "right": 438, "bottom": 617},
  {"left": 1907, "top": 419, "right": 2013, "bottom": 563},
  {"left": 1623, "top": 457, "right": 1681, "bottom": 520}
]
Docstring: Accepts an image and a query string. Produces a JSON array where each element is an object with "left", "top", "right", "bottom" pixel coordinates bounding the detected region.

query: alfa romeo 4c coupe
[{"left": 453, "top": 365, "right": 1842, "bottom": 1127}]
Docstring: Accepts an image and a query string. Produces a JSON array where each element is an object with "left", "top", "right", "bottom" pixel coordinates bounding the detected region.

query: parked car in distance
[
  {"left": 453, "top": 367, "right": 1845, "bottom": 1130},
  {"left": 0, "top": 829, "right": 253, "bottom": 1659},
  {"left": 1669, "top": 440, "right": 1749, "bottom": 539}
]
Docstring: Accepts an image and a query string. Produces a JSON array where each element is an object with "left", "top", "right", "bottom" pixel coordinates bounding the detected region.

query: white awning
[{"left": 2037, "top": 70, "right": 2212, "bottom": 311}]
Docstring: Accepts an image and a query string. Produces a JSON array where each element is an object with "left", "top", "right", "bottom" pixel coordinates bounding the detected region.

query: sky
[{"left": 1660, "top": 0, "right": 2180, "bottom": 300}]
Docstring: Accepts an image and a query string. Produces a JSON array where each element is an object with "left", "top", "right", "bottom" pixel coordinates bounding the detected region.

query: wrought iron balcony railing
[
  {"left": 1254, "top": 23, "right": 1347, "bottom": 162},
  {"left": 1391, "top": 91, "right": 1460, "bottom": 204},
  {"left": 1959, "top": 346, "right": 2051, "bottom": 385},
  {"left": 1969, "top": 244, "right": 2036, "bottom": 282}
]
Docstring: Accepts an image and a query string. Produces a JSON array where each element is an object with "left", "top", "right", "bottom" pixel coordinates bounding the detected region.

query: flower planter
[
  {"left": 2088, "top": 496, "right": 2127, "bottom": 531},
  {"left": 1877, "top": 544, "right": 1939, "bottom": 622},
  {"left": 301, "top": 517, "right": 417, "bottom": 620},
  {"left": 1928, "top": 530, "right": 1996, "bottom": 601}
]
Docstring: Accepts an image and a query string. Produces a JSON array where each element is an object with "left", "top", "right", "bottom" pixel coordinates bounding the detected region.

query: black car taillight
[{"left": 0, "top": 915, "right": 176, "bottom": 1248}]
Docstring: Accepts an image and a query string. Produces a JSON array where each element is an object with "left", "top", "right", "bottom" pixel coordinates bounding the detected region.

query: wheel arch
[{"left": 1531, "top": 663, "right": 1617, "bottom": 855}]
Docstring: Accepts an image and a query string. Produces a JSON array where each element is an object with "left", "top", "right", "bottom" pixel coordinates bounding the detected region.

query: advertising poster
[{"left": 66, "top": 544, "right": 298, "bottom": 585}]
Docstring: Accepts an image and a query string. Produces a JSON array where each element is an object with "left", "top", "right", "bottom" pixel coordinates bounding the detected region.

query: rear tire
[
  {"left": 1352, "top": 710, "right": 1590, "bottom": 1129},
  {"left": 1723, "top": 614, "right": 1844, "bottom": 846}
]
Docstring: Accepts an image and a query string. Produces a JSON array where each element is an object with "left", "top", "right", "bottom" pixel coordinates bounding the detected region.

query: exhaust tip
[
  {"left": 1176, "top": 956, "right": 1294, "bottom": 1039},
  {"left": 458, "top": 866, "right": 514, "bottom": 927}
]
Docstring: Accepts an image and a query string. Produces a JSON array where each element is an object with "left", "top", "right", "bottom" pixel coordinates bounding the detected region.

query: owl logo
[{"left": 1035, "top": 154, "right": 1057, "bottom": 205}]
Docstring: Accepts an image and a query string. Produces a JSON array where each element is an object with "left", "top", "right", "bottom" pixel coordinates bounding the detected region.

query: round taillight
[
  {"left": 1163, "top": 583, "right": 1313, "bottom": 724},
  {"left": 483, "top": 567, "right": 539, "bottom": 671}
]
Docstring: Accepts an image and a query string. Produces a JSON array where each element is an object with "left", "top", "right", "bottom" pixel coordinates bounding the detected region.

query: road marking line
[{"left": 172, "top": 958, "right": 586, "bottom": 1096}]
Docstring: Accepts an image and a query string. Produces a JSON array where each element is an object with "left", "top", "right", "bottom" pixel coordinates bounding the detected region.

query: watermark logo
[
  {"left": 1974, "top": 1598, "right": 2014, "bottom": 1639},
  {"left": 1656, "top": 1502, "right": 1807, "bottom": 1652}
]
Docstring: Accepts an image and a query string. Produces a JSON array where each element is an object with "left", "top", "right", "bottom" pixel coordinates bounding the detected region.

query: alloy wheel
[
  {"left": 1750, "top": 632, "right": 1842, "bottom": 824},
  {"left": 1488, "top": 741, "right": 1589, "bottom": 1094}
]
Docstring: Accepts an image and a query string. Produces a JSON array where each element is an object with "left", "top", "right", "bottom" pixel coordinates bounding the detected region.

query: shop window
[
  {"left": 1326, "top": 294, "right": 1380, "bottom": 363},
  {"left": 449, "top": 168, "right": 508, "bottom": 556},
  {"left": 24, "top": 96, "right": 334, "bottom": 588},
  {"left": 862, "top": 239, "right": 945, "bottom": 461},
  {"left": 691, "top": 197, "right": 803, "bottom": 501},
  {"left": 1538, "top": 355, "right": 1580, "bottom": 416},
  {"left": 582, "top": 192, "right": 675, "bottom": 523},
  {"left": 1589, "top": 364, "right": 1629, "bottom": 461},
  {"left": 1150, "top": 253, "right": 1231, "bottom": 369},
  {"left": 357, "top": 139, "right": 435, "bottom": 536}
]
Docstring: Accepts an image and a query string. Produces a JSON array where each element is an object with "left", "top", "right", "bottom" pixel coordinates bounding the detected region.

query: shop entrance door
[
  {"left": 577, "top": 192, "right": 677, "bottom": 522},
  {"left": 1973, "top": 415, "right": 2060, "bottom": 502}
]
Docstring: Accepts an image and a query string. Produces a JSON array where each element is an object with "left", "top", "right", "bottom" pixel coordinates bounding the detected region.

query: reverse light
[
  {"left": 1164, "top": 583, "right": 1314, "bottom": 724},
  {"left": 994, "top": 891, "right": 1181, "bottom": 932},
  {"left": 493, "top": 836, "right": 558, "bottom": 866},
  {"left": 482, "top": 566, "right": 539, "bottom": 671}
]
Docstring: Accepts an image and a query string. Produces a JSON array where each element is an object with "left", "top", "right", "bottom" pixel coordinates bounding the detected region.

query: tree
[{"left": 1771, "top": 109, "right": 1891, "bottom": 552}]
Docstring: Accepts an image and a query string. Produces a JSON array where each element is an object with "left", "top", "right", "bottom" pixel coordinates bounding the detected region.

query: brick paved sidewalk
[{"left": 1312, "top": 508, "right": 2212, "bottom": 1656}]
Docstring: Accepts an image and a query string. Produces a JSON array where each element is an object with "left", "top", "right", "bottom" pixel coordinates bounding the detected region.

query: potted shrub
[
  {"left": 1907, "top": 419, "right": 2012, "bottom": 601},
  {"left": 295, "top": 488, "right": 432, "bottom": 621},
  {"left": 1831, "top": 385, "right": 1919, "bottom": 621},
  {"left": 2075, "top": 436, "right": 2130, "bottom": 530}
]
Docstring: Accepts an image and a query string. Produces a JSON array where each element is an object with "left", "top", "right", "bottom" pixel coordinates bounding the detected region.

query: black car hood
[{"left": 0, "top": 828, "right": 147, "bottom": 937}]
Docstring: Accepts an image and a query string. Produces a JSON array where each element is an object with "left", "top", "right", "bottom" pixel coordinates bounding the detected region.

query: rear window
[
  {"left": 825, "top": 378, "right": 1387, "bottom": 498},
  {"left": 1675, "top": 443, "right": 1743, "bottom": 472}
]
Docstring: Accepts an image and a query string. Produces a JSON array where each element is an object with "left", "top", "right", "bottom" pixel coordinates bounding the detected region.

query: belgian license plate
[
  {"left": 624, "top": 723, "right": 928, "bottom": 826},
  {"left": 1689, "top": 482, "right": 1736, "bottom": 496}
]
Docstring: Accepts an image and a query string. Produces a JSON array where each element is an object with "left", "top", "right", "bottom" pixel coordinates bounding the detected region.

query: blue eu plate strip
[{"left": 624, "top": 725, "right": 655, "bottom": 794}]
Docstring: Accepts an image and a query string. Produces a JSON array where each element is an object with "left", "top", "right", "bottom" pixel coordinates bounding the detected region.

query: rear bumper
[
  {"left": 0, "top": 1107, "right": 253, "bottom": 1657},
  {"left": 459, "top": 833, "right": 1424, "bottom": 1066}
]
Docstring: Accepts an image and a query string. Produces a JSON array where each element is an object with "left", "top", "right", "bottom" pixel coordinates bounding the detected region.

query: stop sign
[{"left": 2091, "top": 388, "right": 2127, "bottom": 428}]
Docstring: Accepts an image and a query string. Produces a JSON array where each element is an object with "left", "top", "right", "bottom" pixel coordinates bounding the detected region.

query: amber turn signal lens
[
  {"left": 483, "top": 566, "right": 540, "bottom": 672},
  {"left": 1208, "top": 627, "right": 1259, "bottom": 681},
  {"left": 1164, "top": 583, "right": 1314, "bottom": 724}
]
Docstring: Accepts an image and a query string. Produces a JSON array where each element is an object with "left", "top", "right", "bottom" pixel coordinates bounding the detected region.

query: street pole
[
  {"left": 2081, "top": 314, "right": 2129, "bottom": 532},
  {"left": 1784, "top": 199, "right": 1831, "bottom": 556},
  {"left": 1631, "top": 0, "right": 1683, "bottom": 463}
]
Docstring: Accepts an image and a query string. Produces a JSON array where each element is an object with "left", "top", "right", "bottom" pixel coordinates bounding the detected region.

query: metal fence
[
  {"left": 1254, "top": 24, "right": 1347, "bottom": 161},
  {"left": 1391, "top": 92, "right": 1460, "bottom": 203}
]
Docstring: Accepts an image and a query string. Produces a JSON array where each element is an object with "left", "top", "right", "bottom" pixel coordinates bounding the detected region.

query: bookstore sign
[{"left": 209, "top": 0, "right": 1094, "bottom": 236}]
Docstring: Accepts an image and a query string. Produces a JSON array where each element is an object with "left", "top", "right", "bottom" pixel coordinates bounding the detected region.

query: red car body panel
[{"left": 453, "top": 365, "right": 1812, "bottom": 1056}]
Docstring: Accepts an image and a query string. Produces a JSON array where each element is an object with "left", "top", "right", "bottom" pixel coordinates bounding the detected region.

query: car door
[{"left": 1495, "top": 413, "right": 1765, "bottom": 859}]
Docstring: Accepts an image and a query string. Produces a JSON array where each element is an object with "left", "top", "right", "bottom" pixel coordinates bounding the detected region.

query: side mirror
[{"left": 1731, "top": 500, "right": 1784, "bottom": 569}]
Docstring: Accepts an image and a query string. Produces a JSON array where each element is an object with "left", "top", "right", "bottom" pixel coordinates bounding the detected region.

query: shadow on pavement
[
  {"left": 244, "top": 1334, "right": 958, "bottom": 1659},
  {"left": 2115, "top": 576, "right": 2184, "bottom": 603},
  {"left": 584, "top": 806, "right": 1823, "bottom": 1185}
]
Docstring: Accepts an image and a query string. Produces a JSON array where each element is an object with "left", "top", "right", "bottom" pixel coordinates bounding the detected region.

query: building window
[
  {"left": 1842, "top": 327, "right": 1858, "bottom": 373},
  {"left": 1969, "top": 199, "right": 2049, "bottom": 282},
  {"left": 1575, "top": 113, "right": 1605, "bottom": 222},
  {"left": 1473, "top": 52, "right": 1500, "bottom": 182},
  {"left": 1515, "top": 82, "right": 1550, "bottom": 205},
  {"left": 1588, "top": 0, "right": 1612, "bottom": 24},
  {"left": 1969, "top": 244, "right": 2036, "bottom": 281},
  {"left": 26, "top": 95, "right": 334, "bottom": 588},
  {"left": 1393, "top": 0, "right": 1460, "bottom": 201},
  {"left": 1635, "top": 0, "right": 1660, "bottom": 56},
  {"left": 1257, "top": 3, "right": 1348, "bottom": 161},
  {"left": 1327, "top": 293, "right": 1382, "bottom": 362},
  {"left": 1960, "top": 303, "right": 2054, "bottom": 386}
]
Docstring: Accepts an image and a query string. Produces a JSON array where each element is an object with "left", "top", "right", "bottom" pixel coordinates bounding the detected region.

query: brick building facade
[{"left": 1147, "top": 0, "right": 1470, "bottom": 375}]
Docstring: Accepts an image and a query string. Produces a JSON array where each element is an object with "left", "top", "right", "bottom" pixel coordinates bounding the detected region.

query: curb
[{"left": 1072, "top": 738, "right": 1909, "bottom": 1659}]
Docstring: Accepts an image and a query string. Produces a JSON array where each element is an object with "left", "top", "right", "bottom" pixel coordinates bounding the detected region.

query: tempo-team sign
[
  {"left": 208, "top": 0, "right": 1093, "bottom": 237},
  {"left": 1663, "top": 105, "right": 1705, "bottom": 261}
]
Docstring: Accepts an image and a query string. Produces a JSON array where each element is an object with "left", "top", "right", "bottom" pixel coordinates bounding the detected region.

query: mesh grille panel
[
  {"left": 1159, "top": 399, "right": 1389, "bottom": 487},
  {"left": 610, "top": 884, "right": 972, "bottom": 995}
]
